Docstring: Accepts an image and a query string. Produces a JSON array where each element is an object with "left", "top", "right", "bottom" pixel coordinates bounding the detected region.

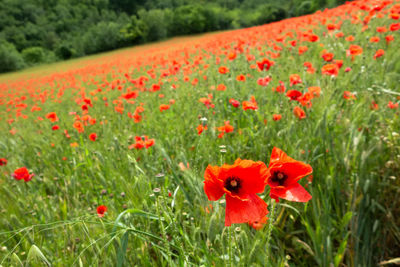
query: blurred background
[{"left": 0, "top": 0, "right": 346, "bottom": 73}]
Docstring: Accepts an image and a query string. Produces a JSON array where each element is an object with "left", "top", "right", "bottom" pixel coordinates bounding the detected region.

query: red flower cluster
[
  {"left": 128, "top": 136, "right": 155, "bottom": 150},
  {"left": 12, "top": 167, "right": 34, "bottom": 182},
  {"left": 217, "top": 121, "right": 234, "bottom": 138},
  {"left": 204, "top": 148, "right": 312, "bottom": 226},
  {"left": 242, "top": 96, "right": 258, "bottom": 111}
]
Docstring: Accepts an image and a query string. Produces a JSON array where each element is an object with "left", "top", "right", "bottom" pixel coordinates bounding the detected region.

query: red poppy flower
[
  {"left": 266, "top": 147, "right": 312, "bottom": 202},
  {"left": 373, "top": 49, "right": 385, "bottom": 59},
  {"left": 286, "top": 90, "right": 302, "bottom": 101},
  {"left": 218, "top": 66, "right": 229, "bottom": 74},
  {"left": 390, "top": 23, "right": 400, "bottom": 31},
  {"left": 52, "top": 125, "right": 60, "bottom": 131},
  {"left": 274, "top": 81, "right": 286, "bottom": 93},
  {"left": 385, "top": 35, "right": 394, "bottom": 44},
  {"left": 242, "top": 96, "right": 258, "bottom": 111},
  {"left": 289, "top": 74, "right": 302, "bottom": 86},
  {"left": 121, "top": 91, "right": 139, "bottom": 100},
  {"left": 12, "top": 167, "right": 34, "bottom": 182},
  {"left": 308, "top": 86, "right": 321, "bottom": 97},
  {"left": 46, "top": 112, "right": 59, "bottom": 122},
  {"left": 236, "top": 74, "right": 246, "bottom": 81},
  {"left": 308, "top": 34, "right": 319, "bottom": 42},
  {"left": 151, "top": 84, "right": 161, "bottom": 92},
  {"left": 159, "top": 104, "right": 170, "bottom": 112},
  {"left": 229, "top": 98, "right": 240, "bottom": 108},
  {"left": 197, "top": 124, "right": 207, "bottom": 135},
  {"left": 334, "top": 60, "right": 343, "bottom": 69},
  {"left": 343, "top": 91, "right": 356, "bottom": 100},
  {"left": 97, "top": 205, "right": 107, "bottom": 217},
  {"left": 199, "top": 97, "right": 214, "bottom": 109},
  {"left": 256, "top": 58, "right": 275, "bottom": 71},
  {"left": 272, "top": 114, "right": 282, "bottom": 121},
  {"left": 227, "top": 52, "right": 236, "bottom": 60},
  {"left": 369, "top": 36, "right": 380, "bottom": 43},
  {"left": 145, "top": 138, "right": 155, "bottom": 148},
  {"left": 387, "top": 101, "right": 399, "bottom": 109},
  {"left": 376, "top": 26, "right": 387, "bottom": 33},
  {"left": 326, "top": 23, "right": 336, "bottom": 31},
  {"left": 248, "top": 216, "right": 268, "bottom": 230},
  {"left": 370, "top": 101, "right": 379, "bottom": 110},
  {"left": 217, "top": 121, "right": 234, "bottom": 138},
  {"left": 257, "top": 76, "right": 271, "bottom": 86},
  {"left": 321, "top": 64, "right": 339, "bottom": 76},
  {"left": 298, "top": 46, "right": 308, "bottom": 55},
  {"left": 322, "top": 52, "right": 334, "bottom": 62},
  {"left": 293, "top": 106, "right": 306, "bottom": 119},
  {"left": 347, "top": 45, "right": 363, "bottom": 58},
  {"left": 217, "top": 84, "right": 226, "bottom": 91},
  {"left": 89, "top": 133, "right": 97, "bottom": 141},
  {"left": 298, "top": 92, "right": 314, "bottom": 108},
  {"left": 204, "top": 159, "right": 269, "bottom": 226},
  {"left": 0, "top": 158, "right": 7, "bottom": 166},
  {"left": 73, "top": 121, "right": 85, "bottom": 133}
]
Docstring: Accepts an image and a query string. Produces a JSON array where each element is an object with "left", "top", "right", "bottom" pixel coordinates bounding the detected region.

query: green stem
[
  {"left": 265, "top": 199, "right": 276, "bottom": 265},
  {"left": 228, "top": 226, "right": 233, "bottom": 267}
]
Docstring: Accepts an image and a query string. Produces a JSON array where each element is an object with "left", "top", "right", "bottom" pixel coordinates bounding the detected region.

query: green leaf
[{"left": 116, "top": 231, "right": 129, "bottom": 267}]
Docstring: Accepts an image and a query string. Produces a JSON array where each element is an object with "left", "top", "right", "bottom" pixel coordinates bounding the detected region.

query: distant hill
[{"left": 0, "top": 0, "right": 345, "bottom": 73}]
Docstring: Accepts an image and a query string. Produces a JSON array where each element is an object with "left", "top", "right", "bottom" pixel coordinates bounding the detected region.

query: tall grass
[{"left": 1, "top": 0, "right": 400, "bottom": 266}]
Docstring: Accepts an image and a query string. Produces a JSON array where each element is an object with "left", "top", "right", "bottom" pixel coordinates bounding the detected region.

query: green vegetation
[{"left": 0, "top": 0, "right": 347, "bottom": 73}]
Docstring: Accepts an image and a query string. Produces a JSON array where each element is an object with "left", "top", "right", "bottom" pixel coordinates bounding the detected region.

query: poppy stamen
[
  {"left": 225, "top": 176, "right": 242, "bottom": 194},
  {"left": 271, "top": 171, "right": 288, "bottom": 186}
]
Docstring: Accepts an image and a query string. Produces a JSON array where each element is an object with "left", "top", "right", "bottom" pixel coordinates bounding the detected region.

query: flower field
[{"left": 1, "top": 0, "right": 400, "bottom": 266}]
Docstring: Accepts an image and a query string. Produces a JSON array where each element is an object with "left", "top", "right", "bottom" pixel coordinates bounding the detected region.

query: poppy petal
[
  {"left": 225, "top": 194, "right": 268, "bottom": 226},
  {"left": 222, "top": 159, "right": 268, "bottom": 197},
  {"left": 204, "top": 165, "right": 225, "bottom": 201},
  {"left": 281, "top": 182, "right": 311, "bottom": 202},
  {"left": 269, "top": 147, "right": 295, "bottom": 166}
]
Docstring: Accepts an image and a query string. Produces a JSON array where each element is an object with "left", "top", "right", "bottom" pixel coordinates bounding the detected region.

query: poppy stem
[
  {"left": 228, "top": 226, "right": 233, "bottom": 267},
  {"left": 265, "top": 199, "right": 276, "bottom": 265}
]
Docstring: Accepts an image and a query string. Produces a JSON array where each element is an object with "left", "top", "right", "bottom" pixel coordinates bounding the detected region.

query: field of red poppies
[{"left": 1, "top": 0, "right": 400, "bottom": 266}]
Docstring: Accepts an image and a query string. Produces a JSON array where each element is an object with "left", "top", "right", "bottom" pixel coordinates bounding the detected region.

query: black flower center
[
  {"left": 224, "top": 176, "right": 242, "bottom": 194},
  {"left": 270, "top": 171, "right": 288, "bottom": 186}
]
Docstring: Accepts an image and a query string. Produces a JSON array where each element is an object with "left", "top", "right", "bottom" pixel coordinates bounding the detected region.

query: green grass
[{"left": 1, "top": 1, "right": 400, "bottom": 266}]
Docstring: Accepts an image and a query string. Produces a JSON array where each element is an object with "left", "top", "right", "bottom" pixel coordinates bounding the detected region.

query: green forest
[{"left": 0, "top": 0, "right": 346, "bottom": 73}]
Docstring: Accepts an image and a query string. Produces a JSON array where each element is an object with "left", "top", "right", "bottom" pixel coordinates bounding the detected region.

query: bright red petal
[
  {"left": 269, "top": 147, "right": 295, "bottom": 166},
  {"left": 271, "top": 182, "right": 311, "bottom": 202},
  {"left": 224, "top": 194, "right": 268, "bottom": 226},
  {"left": 222, "top": 159, "right": 268, "bottom": 197},
  {"left": 204, "top": 165, "right": 225, "bottom": 201}
]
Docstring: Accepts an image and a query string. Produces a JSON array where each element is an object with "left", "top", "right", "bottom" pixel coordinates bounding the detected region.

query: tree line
[{"left": 0, "top": 0, "right": 346, "bottom": 73}]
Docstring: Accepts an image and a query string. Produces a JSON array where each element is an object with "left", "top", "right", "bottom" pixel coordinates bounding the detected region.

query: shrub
[
  {"left": 0, "top": 41, "right": 25, "bottom": 73},
  {"left": 55, "top": 44, "right": 76, "bottom": 60},
  {"left": 21, "top": 46, "right": 46, "bottom": 65}
]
